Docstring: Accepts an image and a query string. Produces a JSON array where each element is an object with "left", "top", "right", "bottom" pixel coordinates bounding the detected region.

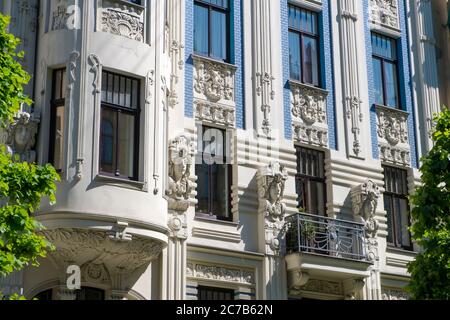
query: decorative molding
[
  {"left": 191, "top": 227, "right": 241, "bottom": 243},
  {"left": 186, "top": 262, "right": 255, "bottom": 285},
  {"left": 301, "top": 279, "right": 342, "bottom": 296},
  {"left": 290, "top": 81, "right": 329, "bottom": 147},
  {"left": 347, "top": 96, "right": 364, "bottom": 156},
  {"left": 88, "top": 54, "right": 102, "bottom": 93},
  {"left": 350, "top": 180, "right": 381, "bottom": 262},
  {"left": 41, "top": 229, "right": 164, "bottom": 279},
  {"left": 51, "top": 0, "right": 69, "bottom": 31},
  {"left": 375, "top": 105, "right": 411, "bottom": 167},
  {"left": 256, "top": 72, "right": 275, "bottom": 136},
  {"left": 193, "top": 55, "right": 237, "bottom": 104},
  {"left": 2, "top": 112, "right": 39, "bottom": 163},
  {"left": 381, "top": 287, "right": 410, "bottom": 300},
  {"left": 194, "top": 100, "right": 236, "bottom": 128},
  {"left": 257, "top": 162, "right": 288, "bottom": 255},
  {"left": 100, "top": 0, "right": 145, "bottom": 42},
  {"left": 369, "top": 0, "right": 400, "bottom": 30}
]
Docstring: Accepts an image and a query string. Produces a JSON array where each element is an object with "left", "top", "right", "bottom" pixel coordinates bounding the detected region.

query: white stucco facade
[{"left": 0, "top": 0, "right": 449, "bottom": 300}]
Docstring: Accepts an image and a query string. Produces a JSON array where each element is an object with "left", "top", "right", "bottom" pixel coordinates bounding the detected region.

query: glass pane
[
  {"left": 372, "top": 33, "right": 396, "bottom": 59},
  {"left": 289, "top": 31, "right": 301, "bottom": 80},
  {"left": 384, "top": 195, "right": 394, "bottom": 244},
  {"left": 194, "top": 4, "right": 209, "bottom": 56},
  {"left": 202, "top": 127, "right": 224, "bottom": 162},
  {"left": 131, "top": 80, "right": 139, "bottom": 109},
  {"left": 211, "top": 164, "right": 230, "bottom": 218},
  {"left": 107, "top": 73, "right": 114, "bottom": 103},
  {"left": 210, "top": 10, "right": 227, "bottom": 61},
  {"left": 54, "top": 70, "right": 62, "bottom": 100},
  {"left": 117, "top": 112, "right": 136, "bottom": 178},
  {"left": 384, "top": 62, "right": 399, "bottom": 108},
  {"left": 399, "top": 198, "right": 411, "bottom": 248},
  {"left": 372, "top": 58, "right": 384, "bottom": 105},
  {"left": 125, "top": 78, "right": 132, "bottom": 108},
  {"left": 302, "top": 36, "right": 319, "bottom": 86},
  {"left": 210, "top": 0, "right": 228, "bottom": 9},
  {"left": 61, "top": 69, "right": 67, "bottom": 99},
  {"left": 314, "top": 181, "right": 325, "bottom": 216},
  {"left": 100, "top": 107, "right": 117, "bottom": 175},
  {"left": 195, "top": 164, "right": 210, "bottom": 213},
  {"left": 101, "top": 71, "right": 107, "bottom": 101},
  {"left": 53, "top": 106, "right": 65, "bottom": 171},
  {"left": 113, "top": 75, "right": 120, "bottom": 105}
]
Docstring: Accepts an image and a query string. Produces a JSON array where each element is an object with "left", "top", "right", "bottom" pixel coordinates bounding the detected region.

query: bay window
[{"left": 100, "top": 71, "right": 140, "bottom": 181}]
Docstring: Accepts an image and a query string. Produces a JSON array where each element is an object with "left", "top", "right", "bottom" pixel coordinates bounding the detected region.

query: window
[
  {"left": 49, "top": 68, "right": 67, "bottom": 172},
  {"left": 195, "top": 126, "right": 232, "bottom": 221},
  {"left": 75, "top": 287, "right": 105, "bottom": 300},
  {"left": 33, "top": 289, "right": 53, "bottom": 300},
  {"left": 100, "top": 71, "right": 140, "bottom": 180},
  {"left": 198, "top": 286, "right": 234, "bottom": 300},
  {"left": 383, "top": 166, "right": 412, "bottom": 250},
  {"left": 371, "top": 33, "right": 400, "bottom": 109},
  {"left": 295, "top": 147, "right": 326, "bottom": 215},
  {"left": 194, "top": 0, "right": 229, "bottom": 62},
  {"left": 288, "top": 5, "right": 320, "bottom": 86}
]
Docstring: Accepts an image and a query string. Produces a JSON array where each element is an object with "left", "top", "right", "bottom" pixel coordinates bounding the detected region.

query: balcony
[
  {"left": 286, "top": 213, "right": 367, "bottom": 261},
  {"left": 285, "top": 213, "right": 372, "bottom": 291}
]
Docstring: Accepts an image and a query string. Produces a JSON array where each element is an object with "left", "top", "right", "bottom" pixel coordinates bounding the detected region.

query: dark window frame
[
  {"left": 383, "top": 165, "right": 412, "bottom": 251},
  {"left": 195, "top": 125, "right": 233, "bottom": 222},
  {"left": 99, "top": 71, "right": 141, "bottom": 181},
  {"left": 371, "top": 32, "right": 401, "bottom": 109},
  {"left": 198, "top": 286, "right": 235, "bottom": 300},
  {"left": 288, "top": 5, "right": 321, "bottom": 87},
  {"left": 295, "top": 146, "right": 327, "bottom": 216},
  {"left": 194, "top": 0, "right": 231, "bottom": 63},
  {"left": 49, "top": 68, "right": 66, "bottom": 172}
]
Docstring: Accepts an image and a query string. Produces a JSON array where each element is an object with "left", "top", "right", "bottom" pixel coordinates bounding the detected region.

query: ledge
[
  {"left": 94, "top": 174, "right": 146, "bottom": 191},
  {"left": 191, "top": 53, "right": 238, "bottom": 71},
  {"left": 374, "top": 104, "right": 410, "bottom": 117},
  {"left": 288, "top": 79, "right": 329, "bottom": 96}
]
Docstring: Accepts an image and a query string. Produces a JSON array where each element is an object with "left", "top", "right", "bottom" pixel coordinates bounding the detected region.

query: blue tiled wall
[
  {"left": 280, "top": 0, "right": 292, "bottom": 140},
  {"left": 184, "top": 0, "right": 244, "bottom": 129},
  {"left": 280, "top": 0, "right": 336, "bottom": 148},
  {"left": 364, "top": 0, "right": 418, "bottom": 168}
]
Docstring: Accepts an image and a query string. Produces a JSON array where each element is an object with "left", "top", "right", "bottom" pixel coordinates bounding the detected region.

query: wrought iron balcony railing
[{"left": 285, "top": 213, "right": 367, "bottom": 261}]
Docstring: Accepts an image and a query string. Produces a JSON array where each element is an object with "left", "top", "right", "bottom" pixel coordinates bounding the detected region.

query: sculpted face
[
  {"left": 172, "top": 150, "right": 188, "bottom": 181},
  {"left": 269, "top": 179, "right": 283, "bottom": 202},
  {"left": 14, "top": 125, "right": 29, "bottom": 148}
]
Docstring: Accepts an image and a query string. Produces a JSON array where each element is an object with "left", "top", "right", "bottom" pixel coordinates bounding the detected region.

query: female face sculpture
[
  {"left": 268, "top": 176, "right": 283, "bottom": 203},
  {"left": 172, "top": 149, "right": 189, "bottom": 181}
]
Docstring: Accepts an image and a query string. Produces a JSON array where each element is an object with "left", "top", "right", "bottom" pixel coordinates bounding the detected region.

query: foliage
[
  {"left": 0, "top": 12, "right": 58, "bottom": 285},
  {"left": 0, "top": 14, "right": 32, "bottom": 123},
  {"left": 407, "top": 108, "right": 450, "bottom": 300}
]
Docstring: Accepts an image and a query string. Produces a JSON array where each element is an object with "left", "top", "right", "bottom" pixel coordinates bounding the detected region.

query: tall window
[
  {"left": 288, "top": 5, "right": 320, "bottom": 86},
  {"left": 100, "top": 71, "right": 140, "bottom": 180},
  {"left": 49, "top": 68, "right": 67, "bottom": 172},
  {"left": 198, "top": 286, "right": 234, "bottom": 300},
  {"left": 371, "top": 33, "right": 400, "bottom": 109},
  {"left": 383, "top": 166, "right": 412, "bottom": 250},
  {"left": 295, "top": 147, "right": 326, "bottom": 215},
  {"left": 194, "top": 0, "right": 229, "bottom": 62},
  {"left": 195, "top": 126, "right": 232, "bottom": 221}
]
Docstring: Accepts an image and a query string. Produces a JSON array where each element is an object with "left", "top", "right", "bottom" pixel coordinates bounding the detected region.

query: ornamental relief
[
  {"left": 301, "top": 279, "right": 342, "bottom": 296},
  {"left": 194, "top": 100, "right": 235, "bottom": 128},
  {"left": 381, "top": 287, "right": 410, "bottom": 300},
  {"left": 100, "top": 0, "right": 145, "bottom": 42},
  {"left": 290, "top": 81, "right": 329, "bottom": 147},
  {"left": 187, "top": 262, "right": 255, "bottom": 285},
  {"left": 193, "top": 55, "right": 237, "bottom": 104},
  {"left": 369, "top": 0, "right": 399, "bottom": 30},
  {"left": 376, "top": 105, "right": 411, "bottom": 166},
  {"left": 51, "top": 0, "right": 69, "bottom": 31}
]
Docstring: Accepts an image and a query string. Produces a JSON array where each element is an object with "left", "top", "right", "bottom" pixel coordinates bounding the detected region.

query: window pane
[
  {"left": 372, "top": 58, "right": 384, "bottom": 105},
  {"left": 289, "top": 31, "right": 301, "bottom": 81},
  {"left": 384, "top": 195, "right": 394, "bottom": 244},
  {"left": 53, "top": 106, "right": 65, "bottom": 171},
  {"left": 399, "top": 198, "right": 411, "bottom": 248},
  {"left": 100, "top": 107, "right": 117, "bottom": 175},
  {"left": 195, "top": 164, "right": 210, "bottom": 213},
  {"left": 211, "top": 164, "right": 230, "bottom": 218},
  {"left": 384, "top": 62, "right": 399, "bottom": 108},
  {"left": 210, "top": 10, "right": 227, "bottom": 61},
  {"left": 194, "top": 4, "right": 209, "bottom": 56},
  {"left": 118, "top": 112, "right": 136, "bottom": 178},
  {"left": 54, "top": 70, "right": 62, "bottom": 100},
  {"left": 60, "top": 69, "right": 67, "bottom": 99},
  {"left": 302, "top": 36, "right": 319, "bottom": 86}
]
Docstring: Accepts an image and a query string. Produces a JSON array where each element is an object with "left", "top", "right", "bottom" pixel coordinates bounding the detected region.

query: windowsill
[
  {"left": 386, "top": 245, "right": 417, "bottom": 256},
  {"left": 194, "top": 214, "right": 237, "bottom": 226},
  {"left": 373, "top": 104, "right": 409, "bottom": 115},
  {"left": 191, "top": 53, "right": 238, "bottom": 70},
  {"left": 111, "top": 0, "right": 146, "bottom": 11},
  {"left": 95, "top": 174, "right": 145, "bottom": 190},
  {"left": 288, "top": 79, "right": 329, "bottom": 94}
]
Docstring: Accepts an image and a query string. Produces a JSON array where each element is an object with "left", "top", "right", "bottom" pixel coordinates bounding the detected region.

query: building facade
[{"left": 0, "top": 0, "right": 449, "bottom": 300}]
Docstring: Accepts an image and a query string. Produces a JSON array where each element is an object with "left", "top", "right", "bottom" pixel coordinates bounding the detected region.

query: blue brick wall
[
  {"left": 364, "top": 0, "right": 418, "bottom": 168},
  {"left": 321, "top": 0, "right": 336, "bottom": 150},
  {"left": 280, "top": 0, "right": 336, "bottom": 148},
  {"left": 185, "top": 0, "right": 194, "bottom": 118},
  {"left": 184, "top": 0, "right": 244, "bottom": 128},
  {"left": 280, "top": 0, "right": 292, "bottom": 140}
]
